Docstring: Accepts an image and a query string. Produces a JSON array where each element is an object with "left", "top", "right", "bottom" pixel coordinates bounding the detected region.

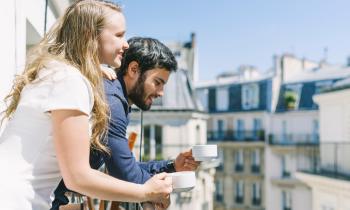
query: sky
[{"left": 115, "top": 0, "right": 350, "bottom": 81}]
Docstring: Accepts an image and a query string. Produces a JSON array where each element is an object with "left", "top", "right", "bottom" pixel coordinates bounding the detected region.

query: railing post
[{"left": 335, "top": 143, "right": 338, "bottom": 176}]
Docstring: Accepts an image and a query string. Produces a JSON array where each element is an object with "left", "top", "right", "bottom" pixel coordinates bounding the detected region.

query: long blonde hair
[{"left": 2, "top": 0, "right": 122, "bottom": 153}]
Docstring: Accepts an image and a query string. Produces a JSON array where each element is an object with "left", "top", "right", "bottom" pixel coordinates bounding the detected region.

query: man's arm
[
  {"left": 104, "top": 94, "right": 173, "bottom": 184},
  {"left": 138, "top": 160, "right": 176, "bottom": 175}
]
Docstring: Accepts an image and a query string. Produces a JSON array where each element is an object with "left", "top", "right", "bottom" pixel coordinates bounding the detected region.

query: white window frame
[
  {"left": 282, "top": 191, "right": 292, "bottom": 209},
  {"left": 235, "top": 180, "right": 244, "bottom": 198},
  {"left": 252, "top": 182, "right": 261, "bottom": 200},
  {"left": 216, "top": 86, "right": 229, "bottom": 111},
  {"left": 251, "top": 149, "right": 260, "bottom": 166},
  {"left": 242, "top": 83, "right": 259, "bottom": 110},
  {"left": 236, "top": 149, "right": 244, "bottom": 166}
]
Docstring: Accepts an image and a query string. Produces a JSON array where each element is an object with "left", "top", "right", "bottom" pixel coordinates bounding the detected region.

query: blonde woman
[{"left": 0, "top": 1, "right": 172, "bottom": 210}]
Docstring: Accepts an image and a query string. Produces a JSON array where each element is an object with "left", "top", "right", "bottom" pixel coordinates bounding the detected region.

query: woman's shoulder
[
  {"left": 39, "top": 60, "right": 84, "bottom": 80},
  {"left": 36, "top": 60, "right": 95, "bottom": 115}
]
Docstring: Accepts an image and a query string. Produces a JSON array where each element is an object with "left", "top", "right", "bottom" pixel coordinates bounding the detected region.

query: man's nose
[
  {"left": 157, "top": 90, "right": 164, "bottom": 97},
  {"left": 157, "top": 86, "right": 164, "bottom": 97}
]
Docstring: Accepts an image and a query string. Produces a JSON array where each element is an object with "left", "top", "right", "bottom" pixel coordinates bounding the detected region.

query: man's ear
[{"left": 126, "top": 61, "right": 139, "bottom": 78}]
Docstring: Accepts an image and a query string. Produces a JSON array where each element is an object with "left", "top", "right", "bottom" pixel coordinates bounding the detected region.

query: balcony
[
  {"left": 208, "top": 130, "right": 265, "bottom": 142},
  {"left": 235, "top": 196, "right": 244, "bottom": 204},
  {"left": 216, "top": 194, "right": 224, "bottom": 203},
  {"left": 235, "top": 164, "right": 244, "bottom": 172},
  {"left": 299, "top": 142, "right": 350, "bottom": 180},
  {"left": 251, "top": 165, "right": 261, "bottom": 174},
  {"left": 252, "top": 197, "right": 261, "bottom": 206},
  {"left": 282, "top": 171, "right": 291, "bottom": 178},
  {"left": 268, "top": 133, "right": 319, "bottom": 145}
]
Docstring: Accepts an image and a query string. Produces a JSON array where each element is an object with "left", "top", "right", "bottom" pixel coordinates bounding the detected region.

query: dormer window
[{"left": 242, "top": 83, "right": 259, "bottom": 110}]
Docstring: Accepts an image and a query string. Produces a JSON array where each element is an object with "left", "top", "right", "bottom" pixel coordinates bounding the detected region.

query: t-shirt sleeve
[{"left": 43, "top": 73, "right": 94, "bottom": 116}]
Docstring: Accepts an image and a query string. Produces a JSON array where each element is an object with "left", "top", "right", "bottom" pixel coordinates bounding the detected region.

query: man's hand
[{"left": 174, "top": 149, "right": 200, "bottom": 171}]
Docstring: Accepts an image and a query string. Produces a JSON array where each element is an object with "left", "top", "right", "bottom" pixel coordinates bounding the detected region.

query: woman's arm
[{"left": 51, "top": 109, "right": 172, "bottom": 203}]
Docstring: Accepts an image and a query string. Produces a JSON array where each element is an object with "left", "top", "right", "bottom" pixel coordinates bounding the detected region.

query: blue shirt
[
  {"left": 51, "top": 76, "right": 174, "bottom": 210},
  {"left": 102, "top": 76, "right": 174, "bottom": 184}
]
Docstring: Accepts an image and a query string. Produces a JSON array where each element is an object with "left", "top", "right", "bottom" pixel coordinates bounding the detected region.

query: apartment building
[
  {"left": 297, "top": 77, "right": 350, "bottom": 210},
  {"left": 196, "top": 54, "right": 350, "bottom": 210}
]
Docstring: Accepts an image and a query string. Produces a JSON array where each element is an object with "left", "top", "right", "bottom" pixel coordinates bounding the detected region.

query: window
[
  {"left": 282, "top": 191, "right": 292, "bottom": 210},
  {"left": 143, "top": 125, "right": 163, "bottom": 161},
  {"left": 284, "top": 84, "right": 302, "bottom": 110},
  {"left": 281, "top": 120, "right": 288, "bottom": 143},
  {"left": 312, "top": 119, "right": 319, "bottom": 143},
  {"left": 215, "top": 119, "right": 226, "bottom": 140},
  {"left": 155, "top": 125, "right": 162, "bottom": 160},
  {"left": 281, "top": 155, "right": 291, "bottom": 178},
  {"left": 235, "top": 180, "right": 244, "bottom": 204},
  {"left": 235, "top": 149, "right": 244, "bottom": 172},
  {"left": 208, "top": 88, "right": 216, "bottom": 111},
  {"left": 217, "top": 149, "right": 224, "bottom": 171},
  {"left": 251, "top": 149, "right": 260, "bottom": 173},
  {"left": 253, "top": 118, "right": 263, "bottom": 140},
  {"left": 235, "top": 119, "right": 245, "bottom": 140},
  {"left": 252, "top": 182, "right": 261, "bottom": 206},
  {"left": 215, "top": 180, "right": 224, "bottom": 202},
  {"left": 216, "top": 87, "right": 229, "bottom": 111},
  {"left": 242, "top": 83, "right": 259, "bottom": 110},
  {"left": 315, "top": 80, "right": 333, "bottom": 94}
]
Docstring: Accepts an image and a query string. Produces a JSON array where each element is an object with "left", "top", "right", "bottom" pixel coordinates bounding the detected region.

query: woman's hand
[
  {"left": 142, "top": 173, "right": 172, "bottom": 204},
  {"left": 101, "top": 66, "right": 117, "bottom": 80},
  {"left": 141, "top": 202, "right": 155, "bottom": 210},
  {"left": 155, "top": 194, "right": 170, "bottom": 210}
]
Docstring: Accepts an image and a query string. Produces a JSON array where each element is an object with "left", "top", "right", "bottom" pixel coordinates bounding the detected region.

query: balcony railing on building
[
  {"left": 216, "top": 194, "right": 224, "bottom": 203},
  {"left": 235, "top": 164, "right": 244, "bottom": 172},
  {"left": 299, "top": 142, "right": 350, "bottom": 180},
  {"left": 251, "top": 164, "right": 260, "bottom": 174},
  {"left": 235, "top": 196, "right": 244, "bottom": 204},
  {"left": 208, "top": 130, "right": 265, "bottom": 142},
  {"left": 268, "top": 133, "right": 319, "bottom": 145},
  {"left": 252, "top": 197, "right": 261, "bottom": 206}
]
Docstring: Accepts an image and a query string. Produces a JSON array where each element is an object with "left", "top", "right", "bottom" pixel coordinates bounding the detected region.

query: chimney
[{"left": 190, "top": 32, "right": 196, "bottom": 48}]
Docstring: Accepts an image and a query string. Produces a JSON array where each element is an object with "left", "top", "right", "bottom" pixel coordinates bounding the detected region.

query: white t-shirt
[{"left": 0, "top": 60, "right": 94, "bottom": 210}]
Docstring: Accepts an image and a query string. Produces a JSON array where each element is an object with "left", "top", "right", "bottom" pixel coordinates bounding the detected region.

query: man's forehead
[{"left": 145, "top": 68, "right": 170, "bottom": 79}]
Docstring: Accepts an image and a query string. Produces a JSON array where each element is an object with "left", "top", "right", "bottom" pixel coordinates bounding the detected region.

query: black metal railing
[
  {"left": 207, "top": 130, "right": 265, "bottom": 142},
  {"left": 282, "top": 171, "right": 291, "bottom": 178},
  {"left": 215, "top": 193, "right": 224, "bottom": 203},
  {"left": 268, "top": 133, "right": 319, "bottom": 145},
  {"left": 298, "top": 142, "right": 350, "bottom": 180},
  {"left": 251, "top": 165, "right": 261, "bottom": 174},
  {"left": 252, "top": 197, "right": 261, "bottom": 206},
  {"left": 235, "top": 164, "right": 244, "bottom": 172},
  {"left": 235, "top": 196, "right": 244, "bottom": 204}
]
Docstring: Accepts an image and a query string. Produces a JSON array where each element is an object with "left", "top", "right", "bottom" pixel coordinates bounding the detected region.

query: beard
[{"left": 128, "top": 74, "right": 152, "bottom": 111}]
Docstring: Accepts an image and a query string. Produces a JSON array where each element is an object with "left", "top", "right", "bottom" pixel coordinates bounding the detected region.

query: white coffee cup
[
  {"left": 168, "top": 171, "right": 196, "bottom": 193},
  {"left": 192, "top": 144, "right": 218, "bottom": 161}
]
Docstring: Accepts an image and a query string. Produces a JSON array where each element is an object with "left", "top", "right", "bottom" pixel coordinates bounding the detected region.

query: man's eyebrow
[{"left": 156, "top": 77, "right": 166, "bottom": 84}]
